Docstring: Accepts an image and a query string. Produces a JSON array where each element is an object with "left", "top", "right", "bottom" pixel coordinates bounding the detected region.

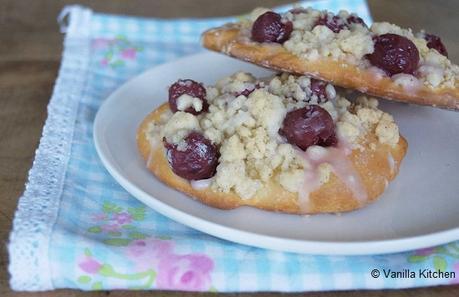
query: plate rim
[{"left": 93, "top": 51, "right": 459, "bottom": 255}]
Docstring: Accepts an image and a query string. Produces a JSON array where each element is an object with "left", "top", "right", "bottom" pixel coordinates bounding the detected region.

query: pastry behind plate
[{"left": 202, "top": 7, "right": 459, "bottom": 110}]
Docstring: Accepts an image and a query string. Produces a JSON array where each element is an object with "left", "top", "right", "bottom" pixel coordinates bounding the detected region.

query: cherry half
[
  {"left": 423, "top": 33, "right": 448, "bottom": 57},
  {"left": 164, "top": 132, "right": 219, "bottom": 180},
  {"left": 252, "top": 11, "right": 293, "bottom": 43},
  {"left": 367, "top": 33, "right": 420, "bottom": 76},
  {"left": 279, "top": 105, "right": 336, "bottom": 151},
  {"left": 168, "top": 79, "right": 208, "bottom": 115}
]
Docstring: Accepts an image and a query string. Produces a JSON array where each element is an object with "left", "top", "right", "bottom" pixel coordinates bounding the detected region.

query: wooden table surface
[{"left": 1, "top": 0, "right": 458, "bottom": 296}]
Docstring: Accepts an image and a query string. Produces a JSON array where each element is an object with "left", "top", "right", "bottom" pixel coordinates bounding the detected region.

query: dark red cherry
[
  {"left": 367, "top": 33, "right": 420, "bottom": 76},
  {"left": 289, "top": 8, "right": 308, "bottom": 14},
  {"left": 234, "top": 83, "right": 263, "bottom": 97},
  {"left": 314, "top": 15, "right": 348, "bottom": 33},
  {"left": 168, "top": 79, "right": 208, "bottom": 115},
  {"left": 235, "top": 88, "right": 254, "bottom": 97},
  {"left": 319, "top": 132, "right": 337, "bottom": 146},
  {"left": 251, "top": 11, "right": 293, "bottom": 43},
  {"left": 310, "top": 79, "right": 329, "bottom": 103},
  {"left": 347, "top": 15, "right": 366, "bottom": 27},
  {"left": 279, "top": 105, "right": 335, "bottom": 151},
  {"left": 423, "top": 33, "right": 448, "bottom": 57},
  {"left": 164, "top": 132, "right": 219, "bottom": 180}
]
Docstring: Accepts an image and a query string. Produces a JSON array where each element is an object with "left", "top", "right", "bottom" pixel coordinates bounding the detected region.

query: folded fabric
[{"left": 8, "top": 0, "right": 459, "bottom": 292}]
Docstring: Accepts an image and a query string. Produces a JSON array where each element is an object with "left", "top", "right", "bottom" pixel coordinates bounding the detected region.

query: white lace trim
[{"left": 8, "top": 6, "right": 93, "bottom": 291}]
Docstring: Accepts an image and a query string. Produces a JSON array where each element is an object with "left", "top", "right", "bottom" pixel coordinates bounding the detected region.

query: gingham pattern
[{"left": 9, "top": 1, "right": 459, "bottom": 292}]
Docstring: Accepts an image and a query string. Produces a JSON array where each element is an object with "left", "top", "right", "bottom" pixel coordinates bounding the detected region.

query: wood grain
[{"left": 0, "top": 0, "right": 458, "bottom": 296}]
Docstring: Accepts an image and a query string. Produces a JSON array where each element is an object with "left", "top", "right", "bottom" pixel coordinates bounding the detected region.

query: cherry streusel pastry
[
  {"left": 137, "top": 72, "right": 407, "bottom": 214},
  {"left": 202, "top": 7, "right": 459, "bottom": 110}
]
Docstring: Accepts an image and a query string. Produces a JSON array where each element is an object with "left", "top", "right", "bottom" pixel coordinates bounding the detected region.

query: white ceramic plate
[{"left": 94, "top": 52, "right": 459, "bottom": 255}]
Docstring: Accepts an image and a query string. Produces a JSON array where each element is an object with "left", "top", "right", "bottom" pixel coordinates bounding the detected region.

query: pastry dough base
[
  {"left": 137, "top": 103, "right": 408, "bottom": 214},
  {"left": 202, "top": 26, "right": 459, "bottom": 111}
]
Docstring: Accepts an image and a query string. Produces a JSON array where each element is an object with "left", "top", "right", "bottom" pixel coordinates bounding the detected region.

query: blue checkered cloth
[{"left": 8, "top": 1, "right": 459, "bottom": 292}]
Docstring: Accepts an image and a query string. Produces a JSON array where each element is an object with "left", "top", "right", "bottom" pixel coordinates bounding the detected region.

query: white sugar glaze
[
  {"left": 298, "top": 141, "right": 367, "bottom": 212},
  {"left": 146, "top": 150, "right": 154, "bottom": 168},
  {"left": 387, "top": 152, "right": 395, "bottom": 174},
  {"left": 191, "top": 178, "right": 214, "bottom": 190}
]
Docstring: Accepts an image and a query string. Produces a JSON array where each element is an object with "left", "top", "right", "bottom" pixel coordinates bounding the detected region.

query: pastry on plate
[
  {"left": 202, "top": 7, "right": 459, "bottom": 110},
  {"left": 137, "top": 72, "right": 407, "bottom": 214}
]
